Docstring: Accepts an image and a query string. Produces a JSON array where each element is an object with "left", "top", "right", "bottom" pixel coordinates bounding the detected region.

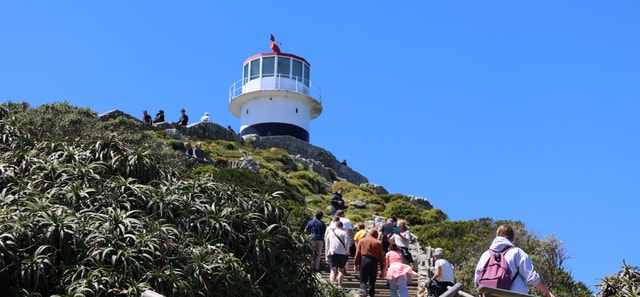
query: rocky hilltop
[{"left": 100, "top": 110, "right": 370, "bottom": 187}]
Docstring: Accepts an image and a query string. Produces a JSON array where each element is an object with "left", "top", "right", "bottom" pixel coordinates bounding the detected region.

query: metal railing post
[
  {"left": 439, "top": 283, "right": 463, "bottom": 297},
  {"left": 477, "top": 286, "right": 540, "bottom": 297},
  {"left": 141, "top": 290, "right": 165, "bottom": 297}
]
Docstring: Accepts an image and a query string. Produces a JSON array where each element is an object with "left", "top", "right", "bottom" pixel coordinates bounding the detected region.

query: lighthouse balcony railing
[{"left": 229, "top": 75, "right": 322, "bottom": 103}]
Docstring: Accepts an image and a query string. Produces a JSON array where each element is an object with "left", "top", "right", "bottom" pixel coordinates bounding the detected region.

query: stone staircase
[
  {"left": 318, "top": 251, "right": 420, "bottom": 296},
  {"left": 318, "top": 217, "right": 427, "bottom": 297}
]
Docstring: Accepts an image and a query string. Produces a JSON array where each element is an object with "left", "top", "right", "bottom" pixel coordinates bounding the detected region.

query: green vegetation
[
  {"left": 412, "top": 220, "right": 593, "bottom": 297},
  {"left": 0, "top": 101, "right": 633, "bottom": 296},
  {"left": 0, "top": 101, "right": 321, "bottom": 296},
  {"left": 596, "top": 262, "right": 640, "bottom": 297}
]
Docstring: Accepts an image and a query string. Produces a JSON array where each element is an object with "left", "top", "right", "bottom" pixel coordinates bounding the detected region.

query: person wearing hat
[
  {"left": 200, "top": 112, "right": 211, "bottom": 123},
  {"left": 154, "top": 110, "right": 165, "bottom": 123},
  {"left": 427, "top": 247, "right": 454, "bottom": 296}
]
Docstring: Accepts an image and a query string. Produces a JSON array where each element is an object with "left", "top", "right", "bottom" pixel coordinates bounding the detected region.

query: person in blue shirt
[{"left": 304, "top": 211, "right": 327, "bottom": 273}]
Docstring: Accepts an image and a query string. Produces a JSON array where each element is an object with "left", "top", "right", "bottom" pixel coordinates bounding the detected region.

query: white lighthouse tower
[{"left": 228, "top": 36, "right": 322, "bottom": 142}]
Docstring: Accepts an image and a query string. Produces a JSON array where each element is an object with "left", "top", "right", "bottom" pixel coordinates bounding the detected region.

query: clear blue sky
[{"left": 2, "top": 1, "right": 638, "bottom": 293}]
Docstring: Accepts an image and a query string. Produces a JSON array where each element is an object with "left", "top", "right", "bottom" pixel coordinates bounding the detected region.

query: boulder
[
  {"left": 360, "top": 183, "right": 389, "bottom": 195},
  {"left": 98, "top": 110, "right": 140, "bottom": 122},
  {"left": 164, "top": 128, "right": 183, "bottom": 140},
  {"left": 230, "top": 156, "right": 261, "bottom": 172},
  {"left": 349, "top": 200, "right": 367, "bottom": 209},
  {"left": 247, "top": 135, "right": 368, "bottom": 185}
]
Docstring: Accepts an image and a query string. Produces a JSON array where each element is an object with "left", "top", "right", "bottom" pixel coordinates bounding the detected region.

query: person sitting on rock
[
  {"left": 193, "top": 142, "right": 211, "bottom": 163},
  {"left": 330, "top": 188, "right": 346, "bottom": 215},
  {"left": 142, "top": 110, "right": 152, "bottom": 125},
  {"left": 178, "top": 109, "right": 189, "bottom": 126},
  {"left": 154, "top": 110, "right": 165, "bottom": 123},
  {"left": 184, "top": 142, "right": 193, "bottom": 157},
  {"left": 200, "top": 112, "right": 210, "bottom": 123}
]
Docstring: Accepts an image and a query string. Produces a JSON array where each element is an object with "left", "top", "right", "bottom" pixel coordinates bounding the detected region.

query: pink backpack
[{"left": 477, "top": 246, "right": 519, "bottom": 290}]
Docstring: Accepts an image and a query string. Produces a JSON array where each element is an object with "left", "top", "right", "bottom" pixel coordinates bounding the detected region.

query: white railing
[
  {"left": 228, "top": 75, "right": 322, "bottom": 103},
  {"left": 141, "top": 290, "right": 165, "bottom": 297}
]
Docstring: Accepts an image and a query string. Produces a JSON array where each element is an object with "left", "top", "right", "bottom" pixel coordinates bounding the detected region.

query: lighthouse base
[{"left": 241, "top": 122, "right": 309, "bottom": 142}]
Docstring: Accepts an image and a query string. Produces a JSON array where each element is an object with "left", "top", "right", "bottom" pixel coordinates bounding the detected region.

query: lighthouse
[{"left": 228, "top": 36, "right": 322, "bottom": 142}]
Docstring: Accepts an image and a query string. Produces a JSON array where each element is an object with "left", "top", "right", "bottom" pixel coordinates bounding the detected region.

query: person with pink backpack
[{"left": 474, "top": 224, "right": 556, "bottom": 297}]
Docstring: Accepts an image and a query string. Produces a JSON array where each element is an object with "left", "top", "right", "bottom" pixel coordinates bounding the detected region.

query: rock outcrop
[
  {"left": 244, "top": 134, "right": 368, "bottom": 185},
  {"left": 99, "top": 110, "right": 139, "bottom": 122},
  {"left": 98, "top": 110, "right": 243, "bottom": 142},
  {"left": 99, "top": 110, "right": 368, "bottom": 186}
]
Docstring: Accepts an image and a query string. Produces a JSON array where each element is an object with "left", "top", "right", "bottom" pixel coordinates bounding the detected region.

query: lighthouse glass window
[
  {"left": 278, "top": 57, "right": 290, "bottom": 78},
  {"left": 243, "top": 64, "right": 249, "bottom": 83},
  {"left": 292, "top": 60, "right": 303, "bottom": 82},
  {"left": 303, "top": 64, "right": 310, "bottom": 86},
  {"left": 249, "top": 59, "right": 260, "bottom": 80},
  {"left": 262, "top": 57, "right": 275, "bottom": 77}
]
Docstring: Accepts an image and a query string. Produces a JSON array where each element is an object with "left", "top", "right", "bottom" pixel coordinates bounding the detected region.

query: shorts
[{"left": 328, "top": 253, "right": 348, "bottom": 268}]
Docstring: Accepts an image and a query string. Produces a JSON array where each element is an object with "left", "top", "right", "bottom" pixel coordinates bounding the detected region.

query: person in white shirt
[
  {"left": 428, "top": 247, "right": 454, "bottom": 296},
  {"left": 335, "top": 210, "right": 354, "bottom": 240},
  {"left": 390, "top": 220, "right": 413, "bottom": 264},
  {"left": 325, "top": 217, "right": 349, "bottom": 287},
  {"left": 334, "top": 209, "right": 355, "bottom": 268},
  {"left": 200, "top": 112, "right": 210, "bottom": 122}
]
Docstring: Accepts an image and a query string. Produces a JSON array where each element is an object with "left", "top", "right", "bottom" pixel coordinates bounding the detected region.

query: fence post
[
  {"left": 141, "top": 290, "right": 165, "bottom": 297},
  {"left": 477, "top": 286, "right": 540, "bottom": 297}
]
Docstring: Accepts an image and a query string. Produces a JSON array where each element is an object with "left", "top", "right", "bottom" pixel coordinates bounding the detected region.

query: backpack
[{"left": 477, "top": 246, "right": 519, "bottom": 290}]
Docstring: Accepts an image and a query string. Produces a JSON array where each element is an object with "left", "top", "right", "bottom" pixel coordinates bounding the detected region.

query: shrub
[
  {"left": 0, "top": 115, "right": 324, "bottom": 296},
  {"left": 3, "top": 101, "right": 99, "bottom": 143},
  {"left": 372, "top": 205, "right": 385, "bottom": 213}
]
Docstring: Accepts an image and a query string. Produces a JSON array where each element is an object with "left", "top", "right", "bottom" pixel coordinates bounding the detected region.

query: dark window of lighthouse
[
  {"left": 243, "top": 64, "right": 249, "bottom": 83},
  {"left": 303, "top": 64, "right": 310, "bottom": 86},
  {"left": 278, "top": 57, "right": 290, "bottom": 78},
  {"left": 250, "top": 59, "right": 260, "bottom": 81},
  {"left": 262, "top": 57, "right": 275, "bottom": 77},
  {"left": 292, "top": 60, "right": 303, "bottom": 82}
]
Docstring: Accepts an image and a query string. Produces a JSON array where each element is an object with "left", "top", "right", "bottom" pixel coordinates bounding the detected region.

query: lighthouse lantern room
[{"left": 228, "top": 35, "right": 322, "bottom": 142}]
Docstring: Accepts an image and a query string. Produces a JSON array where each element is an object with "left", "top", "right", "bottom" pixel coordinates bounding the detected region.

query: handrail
[
  {"left": 141, "top": 290, "right": 165, "bottom": 297},
  {"left": 477, "top": 286, "right": 539, "bottom": 297},
  {"left": 228, "top": 76, "right": 323, "bottom": 103},
  {"left": 439, "top": 283, "right": 476, "bottom": 297},
  {"left": 439, "top": 283, "right": 463, "bottom": 297}
]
